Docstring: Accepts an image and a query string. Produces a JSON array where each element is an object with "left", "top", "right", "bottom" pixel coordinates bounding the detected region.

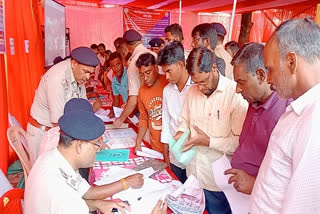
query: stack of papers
[
  {"left": 136, "top": 147, "right": 164, "bottom": 160},
  {"left": 103, "top": 128, "right": 137, "bottom": 149},
  {"left": 113, "top": 106, "right": 139, "bottom": 126}
]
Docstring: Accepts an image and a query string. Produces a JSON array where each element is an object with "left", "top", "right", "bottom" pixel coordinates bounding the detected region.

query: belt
[{"left": 28, "top": 117, "right": 51, "bottom": 131}]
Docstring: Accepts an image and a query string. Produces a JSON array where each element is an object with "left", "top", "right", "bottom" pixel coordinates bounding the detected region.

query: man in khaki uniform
[
  {"left": 27, "top": 47, "right": 101, "bottom": 164},
  {"left": 211, "top": 22, "right": 234, "bottom": 80}
]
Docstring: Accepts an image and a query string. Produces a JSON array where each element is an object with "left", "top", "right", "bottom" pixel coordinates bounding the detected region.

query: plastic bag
[{"left": 168, "top": 129, "right": 196, "bottom": 167}]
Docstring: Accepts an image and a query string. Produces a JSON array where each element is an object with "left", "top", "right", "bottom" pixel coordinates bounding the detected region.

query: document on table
[
  {"left": 136, "top": 147, "right": 164, "bottom": 160},
  {"left": 95, "top": 149, "right": 129, "bottom": 162},
  {"left": 113, "top": 106, "right": 139, "bottom": 126},
  {"left": 102, "top": 128, "right": 137, "bottom": 149},
  {"left": 94, "top": 166, "right": 181, "bottom": 214},
  {"left": 95, "top": 108, "right": 114, "bottom": 122},
  {"left": 212, "top": 154, "right": 250, "bottom": 214}
]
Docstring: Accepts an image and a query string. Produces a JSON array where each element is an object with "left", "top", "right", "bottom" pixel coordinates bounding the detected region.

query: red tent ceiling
[{"left": 59, "top": 0, "right": 320, "bottom": 13}]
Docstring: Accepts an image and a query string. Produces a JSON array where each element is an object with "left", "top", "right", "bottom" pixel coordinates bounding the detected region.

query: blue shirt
[{"left": 112, "top": 68, "right": 128, "bottom": 103}]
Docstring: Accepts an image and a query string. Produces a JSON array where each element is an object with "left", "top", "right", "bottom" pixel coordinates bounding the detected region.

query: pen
[{"left": 217, "top": 110, "right": 220, "bottom": 120}]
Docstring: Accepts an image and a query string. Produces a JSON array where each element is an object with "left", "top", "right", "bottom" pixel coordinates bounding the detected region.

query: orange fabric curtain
[
  {"left": 0, "top": 55, "right": 8, "bottom": 173},
  {"left": 3, "top": 0, "right": 44, "bottom": 169}
]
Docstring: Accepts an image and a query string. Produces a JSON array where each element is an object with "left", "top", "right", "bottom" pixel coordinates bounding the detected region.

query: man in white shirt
[
  {"left": 250, "top": 18, "right": 320, "bottom": 213},
  {"left": 176, "top": 47, "right": 248, "bottom": 214},
  {"left": 157, "top": 41, "right": 191, "bottom": 183},
  {"left": 27, "top": 47, "right": 102, "bottom": 165},
  {"left": 25, "top": 107, "right": 132, "bottom": 214},
  {"left": 113, "top": 30, "right": 157, "bottom": 128}
]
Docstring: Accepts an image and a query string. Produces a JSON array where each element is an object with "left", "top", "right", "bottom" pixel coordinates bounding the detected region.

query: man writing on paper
[
  {"left": 176, "top": 47, "right": 247, "bottom": 214},
  {"left": 157, "top": 41, "right": 192, "bottom": 183},
  {"left": 134, "top": 53, "right": 168, "bottom": 157},
  {"left": 28, "top": 47, "right": 102, "bottom": 165},
  {"left": 25, "top": 99, "right": 145, "bottom": 214},
  {"left": 224, "top": 43, "right": 290, "bottom": 194}
]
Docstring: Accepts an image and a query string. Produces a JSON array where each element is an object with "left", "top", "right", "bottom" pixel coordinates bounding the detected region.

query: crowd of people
[{"left": 24, "top": 17, "right": 320, "bottom": 214}]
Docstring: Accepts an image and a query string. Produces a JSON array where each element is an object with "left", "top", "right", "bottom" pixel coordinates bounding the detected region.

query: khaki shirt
[
  {"left": 127, "top": 44, "right": 157, "bottom": 96},
  {"left": 25, "top": 149, "right": 90, "bottom": 214},
  {"left": 30, "top": 59, "right": 87, "bottom": 127},
  {"left": 177, "top": 74, "right": 248, "bottom": 191},
  {"left": 214, "top": 44, "right": 234, "bottom": 80}
]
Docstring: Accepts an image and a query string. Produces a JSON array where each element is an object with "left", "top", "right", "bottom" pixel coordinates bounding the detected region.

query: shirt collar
[
  {"left": 216, "top": 73, "right": 227, "bottom": 92},
  {"left": 53, "top": 148, "right": 78, "bottom": 178},
  {"left": 252, "top": 91, "right": 278, "bottom": 110},
  {"left": 67, "top": 58, "right": 77, "bottom": 85},
  {"left": 290, "top": 83, "right": 320, "bottom": 115},
  {"left": 131, "top": 44, "right": 145, "bottom": 59},
  {"left": 173, "top": 75, "right": 192, "bottom": 91}
]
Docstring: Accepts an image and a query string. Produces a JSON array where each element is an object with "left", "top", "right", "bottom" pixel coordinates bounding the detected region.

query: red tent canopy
[{"left": 59, "top": 0, "right": 320, "bottom": 13}]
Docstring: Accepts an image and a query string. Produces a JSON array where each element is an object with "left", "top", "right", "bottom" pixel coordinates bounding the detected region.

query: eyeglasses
[{"left": 83, "top": 137, "right": 103, "bottom": 152}]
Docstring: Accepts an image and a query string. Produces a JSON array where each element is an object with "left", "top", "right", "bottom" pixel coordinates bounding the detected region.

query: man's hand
[
  {"left": 97, "top": 200, "right": 131, "bottom": 214},
  {"left": 108, "top": 110, "right": 115, "bottom": 118},
  {"left": 224, "top": 168, "right": 256, "bottom": 195},
  {"left": 124, "top": 173, "right": 144, "bottom": 189},
  {"left": 93, "top": 98, "right": 103, "bottom": 112},
  {"left": 182, "top": 126, "right": 209, "bottom": 152},
  {"left": 152, "top": 200, "right": 168, "bottom": 214},
  {"left": 113, "top": 117, "right": 124, "bottom": 128},
  {"left": 174, "top": 131, "right": 183, "bottom": 141},
  {"left": 134, "top": 143, "right": 142, "bottom": 154}
]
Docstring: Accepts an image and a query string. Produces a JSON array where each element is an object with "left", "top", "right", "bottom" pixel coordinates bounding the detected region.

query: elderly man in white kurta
[
  {"left": 250, "top": 18, "right": 320, "bottom": 213},
  {"left": 27, "top": 47, "right": 101, "bottom": 164}
]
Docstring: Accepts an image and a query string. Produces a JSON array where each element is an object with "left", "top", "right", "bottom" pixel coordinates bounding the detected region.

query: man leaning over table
[
  {"left": 134, "top": 53, "right": 168, "bottom": 156},
  {"left": 27, "top": 47, "right": 102, "bottom": 165},
  {"left": 157, "top": 41, "right": 192, "bottom": 183},
  {"left": 113, "top": 29, "right": 157, "bottom": 128},
  {"left": 224, "top": 43, "right": 291, "bottom": 194},
  {"left": 175, "top": 47, "right": 248, "bottom": 214},
  {"left": 250, "top": 18, "right": 320, "bottom": 213}
]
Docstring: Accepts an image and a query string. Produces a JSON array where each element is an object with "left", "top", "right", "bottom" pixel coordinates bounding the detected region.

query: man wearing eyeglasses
[
  {"left": 175, "top": 47, "right": 247, "bottom": 214},
  {"left": 25, "top": 100, "right": 144, "bottom": 214}
]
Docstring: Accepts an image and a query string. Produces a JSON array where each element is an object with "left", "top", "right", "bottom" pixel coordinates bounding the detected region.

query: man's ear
[
  {"left": 71, "top": 59, "right": 78, "bottom": 69},
  {"left": 76, "top": 140, "right": 82, "bottom": 154},
  {"left": 286, "top": 52, "right": 297, "bottom": 75},
  {"left": 203, "top": 38, "right": 210, "bottom": 49},
  {"left": 256, "top": 68, "right": 267, "bottom": 83}
]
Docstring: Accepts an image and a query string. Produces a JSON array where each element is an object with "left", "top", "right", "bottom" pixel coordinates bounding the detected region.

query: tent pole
[
  {"left": 179, "top": 0, "right": 182, "bottom": 25},
  {"left": 228, "top": 0, "right": 237, "bottom": 41}
]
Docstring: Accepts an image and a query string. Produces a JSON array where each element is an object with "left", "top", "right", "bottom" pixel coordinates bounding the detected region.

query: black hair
[
  {"left": 98, "top": 43, "right": 106, "bottom": 49},
  {"left": 109, "top": 51, "right": 122, "bottom": 62},
  {"left": 165, "top": 24, "right": 184, "bottom": 41},
  {"left": 90, "top": 44, "right": 98, "bottom": 49},
  {"left": 186, "top": 47, "right": 217, "bottom": 75},
  {"left": 136, "top": 53, "right": 156, "bottom": 68},
  {"left": 225, "top": 41, "right": 240, "bottom": 53},
  {"left": 191, "top": 23, "right": 218, "bottom": 50},
  {"left": 114, "top": 37, "right": 125, "bottom": 49},
  {"left": 157, "top": 41, "right": 185, "bottom": 65},
  {"left": 59, "top": 131, "right": 75, "bottom": 148},
  {"left": 106, "top": 50, "right": 112, "bottom": 56}
]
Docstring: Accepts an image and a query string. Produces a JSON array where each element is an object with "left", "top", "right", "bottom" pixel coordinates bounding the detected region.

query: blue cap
[
  {"left": 123, "top": 30, "right": 142, "bottom": 43},
  {"left": 64, "top": 98, "right": 94, "bottom": 114},
  {"left": 58, "top": 110, "right": 105, "bottom": 141},
  {"left": 211, "top": 23, "right": 227, "bottom": 36},
  {"left": 149, "top": 38, "right": 164, "bottom": 47},
  {"left": 71, "top": 47, "right": 99, "bottom": 67}
]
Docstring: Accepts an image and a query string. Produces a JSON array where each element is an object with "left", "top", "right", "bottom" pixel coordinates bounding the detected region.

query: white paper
[
  {"left": 128, "top": 115, "right": 139, "bottom": 126},
  {"left": 113, "top": 106, "right": 123, "bottom": 118},
  {"left": 136, "top": 147, "right": 164, "bottom": 160},
  {"left": 95, "top": 108, "right": 114, "bottom": 122},
  {"left": 106, "top": 128, "right": 137, "bottom": 139},
  {"left": 212, "top": 155, "right": 250, "bottom": 214}
]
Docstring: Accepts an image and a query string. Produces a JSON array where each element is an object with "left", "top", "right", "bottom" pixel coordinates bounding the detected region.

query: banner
[
  {"left": 0, "top": 0, "right": 5, "bottom": 53},
  {"left": 123, "top": 7, "right": 170, "bottom": 47}
]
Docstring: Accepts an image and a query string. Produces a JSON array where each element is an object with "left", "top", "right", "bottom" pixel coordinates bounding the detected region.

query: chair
[
  {"left": 7, "top": 126, "right": 31, "bottom": 181},
  {"left": 0, "top": 188, "right": 24, "bottom": 214}
]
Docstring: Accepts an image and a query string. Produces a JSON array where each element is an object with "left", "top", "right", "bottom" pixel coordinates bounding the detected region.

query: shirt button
[{"left": 209, "top": 113, "right": 211, "bottom": 116}]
